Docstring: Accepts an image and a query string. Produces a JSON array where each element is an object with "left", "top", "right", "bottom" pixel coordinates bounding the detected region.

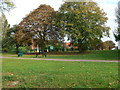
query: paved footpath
[{"left": 0, "top": 56, "right": 119, "bottom": 62}]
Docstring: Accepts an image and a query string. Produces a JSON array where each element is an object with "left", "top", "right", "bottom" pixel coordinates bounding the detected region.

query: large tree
[
  {"left": 15, "top": 4, "right": 63, "bottom": 52},
  {"left": 56, "top": 2, "right": 110, "bottom": 51}
]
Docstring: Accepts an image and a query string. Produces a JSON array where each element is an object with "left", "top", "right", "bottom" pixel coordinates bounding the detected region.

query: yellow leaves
[
  {"left": 74, "top": 9, "right": 81, "bottom": 14},
  {"left": 108, "top": 83, "right": 112, "bottom": 86},
  {"left": 67, "top": 23, "right": 74, "bottom": 26},
  {"left": 86, "top": 29, "right": 93, "bottom": 33},
  {"left": 3, "top": 72, "right": 14, "bottom": 76},
  {"left": 44, "top": 81, "right": 47, "bottom": 83},
  {"left": 108, "top": 80, "right": 120, "bottom": 87},
  {"left": 67, "top": 82, "right": 79, "bottom": 87}
]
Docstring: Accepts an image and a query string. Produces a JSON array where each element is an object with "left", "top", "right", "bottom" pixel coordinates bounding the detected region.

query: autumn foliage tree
[
  {"left": 102, "top": 40, "right": 115, "bottom": 50},
  {"left": 15, "top": 4, "right": 63, "bottom": 52},
  {"left": 56, "top": 2, "right": 110, "bottom": 51}
]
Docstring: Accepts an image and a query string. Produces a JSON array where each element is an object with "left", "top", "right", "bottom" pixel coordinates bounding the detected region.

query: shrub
[{"left": 18, "top": 46, "right": 30, "bottom": 54}]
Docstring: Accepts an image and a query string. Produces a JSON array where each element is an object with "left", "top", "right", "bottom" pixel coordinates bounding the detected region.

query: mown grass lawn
[
  {"left": 3, "top": 50, "right": 119, "bottom": 60},
  {"left": 45, "top": 50, "right": 119, "bottom": 60},
  {"left": 2, "top": 58, "right": 119, "bottom": 88}
]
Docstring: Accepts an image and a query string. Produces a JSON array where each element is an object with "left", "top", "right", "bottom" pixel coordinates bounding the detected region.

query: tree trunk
[
  {"left": 78, "top": 39, "right": 87, "bottom": 52},
  {"left": 16, "top": 44, "right": 19, "bottom": 54}
]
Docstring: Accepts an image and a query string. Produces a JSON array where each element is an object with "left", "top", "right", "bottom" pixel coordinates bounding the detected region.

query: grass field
[
  {"left": 2, "top": 58, "right": 119, "bottom": 88},
  {"left": 3, "top": 50, "right": 119, "bottom": 60},
  {"left": 2, "top": 50, "right": 119, "bottom": 88},
  {"left": 44, "top": 50, "right": 119, "bottom": 60}
]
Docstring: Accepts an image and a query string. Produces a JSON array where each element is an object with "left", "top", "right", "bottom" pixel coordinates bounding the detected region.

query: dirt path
[{"left": 0, "top": 56, "right": 119, "bottom": 62}]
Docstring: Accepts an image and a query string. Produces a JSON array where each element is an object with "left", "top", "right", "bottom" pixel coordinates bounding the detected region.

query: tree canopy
[
  {"left": 15, "top": 4, "right": 63, "bottom": 51},
  {"left": 56, "top": 2, "right": 110, "bottom": 51},
  {"left": 14, "top": 2, "right": 110, "bottom": 52}
]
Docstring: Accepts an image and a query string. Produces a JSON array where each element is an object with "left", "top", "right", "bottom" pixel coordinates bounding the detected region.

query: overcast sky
[{"left": 5, "top": 0, "right": 119, "bottom": 45}]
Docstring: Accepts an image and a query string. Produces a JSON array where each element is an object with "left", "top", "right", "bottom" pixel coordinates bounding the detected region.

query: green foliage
[
  {"left": 47, "top": 41, "right": 63, "bottom": 51},
  {"left": 2, "top": 58, "right": 119, "bottom": 88},
  {"left": 2, "top": 25, "right": 18, "bottom": 53},
  {"left": 18, "top": 46, "right": 30, "bottom": 54},
  {"left": 3, "top": 45, "right": 16, "bottom": 53},
  {"left": 88, "top": 38, "right": 103, "bottom": 50},
  {"left": 0, "top": 13, "right": 13, "bottom": 52},
  {"left": 0, "top": 0, "right": 15, "bottom": 52},
  {"left": 16, "top": 4, "right": 63, "bottom": 51},
  {"left": 114, "top": 32, "right": 120, "bottom": 41},
  {"left": 0, "top": 0, "right": 15, "bottom": 12},
  {"left": 56, "top": 2, "right": 110, "bottom": 51}
]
